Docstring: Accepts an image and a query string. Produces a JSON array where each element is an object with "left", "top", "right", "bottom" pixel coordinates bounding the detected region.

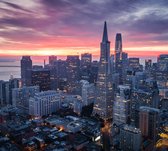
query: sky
[{"left": 0, "top": 0, "right": 168, "bottom": 59}]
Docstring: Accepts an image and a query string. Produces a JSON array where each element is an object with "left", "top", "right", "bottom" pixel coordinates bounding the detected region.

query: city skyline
[
  {"left": 0, "top": 7, "right": 168, "bottom": 150},
  {"left": 0, "top": 0, "right": 168, "bottom": 58}
]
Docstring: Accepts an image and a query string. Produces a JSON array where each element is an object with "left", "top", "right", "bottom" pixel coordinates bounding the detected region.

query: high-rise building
[
  {"left": 81, "top": 53, "right": 92, "bottom": 68},
  {"left": 113, "top": 85, "right": 131, "bottom": 125},
  {"left": 128, "top": 58, "right": 142, "bottom": 72},
  {"left": 94, "top": 21, "right": 114, "bottom": 119},
  {"left": 115, "top": 33, "right": 122, "bottom": 53},
  {"left": 157, "top": 54, "right": 168, "bottom": 72},
  {"left": 114, "top": 33, "right": 128, "bottom": 84},
  {"left": 80, "top": 80, "right": 96, "bottom": 106},
  {"left": 90, "top": 61, "right": 99, "bottom": 84},
  {"left": 12, "top": 86, "right": 40, "bottom": 110},
  {"left": 131, "top": 79, "right": 160, "bottom": 127},
  {"left": 80, "top": 53, "right": 92, "bottom": 81},
  {"left": 66, "top": 55, "right": 80, "bottom": 91},
  {"left": 21, "top": 56, "right": 32, "bottom": 86},
  {"left": 0, "top": 78, "right": 19, "bottom": 105},
  {"left": 110, "top": 55, "right": 115, "bottom": 74},
  {"left": 119, "top": 124, "right": 142, "bottom": 151},
  {"left": 73, "top": 95, "right": 83, "bottom": 115},
  {"left": 29, "top": 91, "right": 60, "bottom": 117},
  {"left": 49, "top": 55, "right": 57, "bottom": 65},
  {"left": 8, "top": 78, "right": 19, "bottom": 105},
  {"left": 0, "top": 80, "right": 7, "bottom": 106},
  {"left": 31, "top": 69, "right": 50, "bottom": 91},
  {"left": 139, "top": 106, "right": 160, "bottom": 144},
  {"left": 145, "top": 59, "right": 152, "bottom": 71},
  {"left": 115, "top": 33, "right": 122, "bottom": 79},
  {"left": 46, "top": 59, "right": 68, "bottom": 91}
]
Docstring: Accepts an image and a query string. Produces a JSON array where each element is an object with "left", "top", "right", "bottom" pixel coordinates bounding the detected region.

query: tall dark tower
[
  {"left": 114, "top": 33, "right": 127, "bottom": 84},
  {"left": 21, "top": 56, "right": 32, "bottom": 86},
  {"left": 115, "top": 33, "right": 122, "bottom": 53},
  {"left": 93, "top": 21, "right": 113, "bottom": 119}
]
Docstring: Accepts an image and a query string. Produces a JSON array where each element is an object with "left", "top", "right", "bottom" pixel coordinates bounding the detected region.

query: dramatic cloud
[{"left": 0, "top": 0, "right": 168, "bottom": 57}]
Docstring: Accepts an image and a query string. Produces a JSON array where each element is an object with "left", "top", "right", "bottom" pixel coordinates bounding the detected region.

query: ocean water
[{"left": 0, "top": 61, "right": 20, "bottom": 81}]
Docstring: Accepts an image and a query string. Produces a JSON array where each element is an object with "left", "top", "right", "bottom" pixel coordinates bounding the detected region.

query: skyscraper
[
  {"left": 94, "top": 21, "right": 113, "bottom": 119},
  {"left": 145, "top": 59, "right": 152, "bottom": 71},
  {"left": 113, "top": 85, "right": 131, "bottom": 125},
  {"left": 21, "top": 56, "right": 32, "bottom": 86},
  {"left": 114, "top": 33, "right": 128, "bottom": 84},
  {"left": 12, "top": 86, "right": 40, "bottom": 110},
  {"left": 66, "top": 55, "right": 80, "bottom": 92},
  {"left": 80, "top": 53, "right": 92, "bottom": 81},
  {"left": 49, "top": 55, "right": 57, "bottom": 65},
  {"left": 119, "top": 124, "right": 142, "bottom": 151},
  {"left": 115, "top": 33, "right": 122, "bottom": 53},
  {"left": 31, "top": 69, "right": 50, "bottom": 91},
  {"left": 81, "top": 53, "right": 92, "bottom": 68},
  {"left": 139, "top": 106, "right": 160, "bottom": 145}
]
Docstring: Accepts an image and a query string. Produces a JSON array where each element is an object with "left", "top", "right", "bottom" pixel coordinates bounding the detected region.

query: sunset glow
[{"left": 0, "top": 0, "right": 168, "bottom": 58}]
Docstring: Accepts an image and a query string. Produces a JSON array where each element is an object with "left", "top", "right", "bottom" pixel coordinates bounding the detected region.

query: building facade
[
  {"left": 113, "top": 85, "right": 131, "bottom": 125},
  {"left": 21, "top": 56, "right": 32, "bottom": 86},
  {"left": 12, "top": 86, "right": 40, "bottom": 110},
  {"left": 31, "top": 69, "right": 50, "bottom": 91},
  {"left": 94, "top": 21, "right": 114, "bottom": 119},
  {"left": 29, "top": 91, "right": 60, "bottom": 117}
]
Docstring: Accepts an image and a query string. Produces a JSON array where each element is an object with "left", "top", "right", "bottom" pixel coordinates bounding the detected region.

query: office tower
[
  {"left": 124, "top": 69, "right": 135, "bottom": 88},
  {"left": 0, "top": 80, "right": 6, "bottom": 106},
  {"left": 21, "top": 56, "right": 32, "bottom": 86},
  {"left": 157, "top": 54, "right": 168, "bottom": 72},
  {"left": 80, "top": 53, "right": 92, "bottom": 81},
  {"left": 90, "top": 61, "right": 99, "bottom": 83},
  {"left": 0, "top": 81, "right": 9, "bottom": 105},
  {"left": 113, "top": 85, "right": 131, "bottom": 125},
  {"left": 29, "top": 91, "right": 60, "bottom": 117},
  {"left": 115, "top": 33, "right": 122, "bottom": 53},
  {"left": 131, "top": 79, "right": 160, "bottom": 126},
  {"left": 45, "top": 64, "right": 58, "bottom": 91},
  {"left": 12, "top": 86, "right": 39, "bottom": 110},
  {"left": 115, "top": 33, "right": 123, "bottom": 83},
  {"left": 160, "top": 98, "right": 168, "bottom": 110},
  {"left": 156, "top": 54, "right": 168, "bottom": 88},
  {"left": 145, "top": 59, "right": 152, "bottom": 71},
  {"left": 110, "top": 55, "right": 115, "bottom": 74},
  {"left": 114, "top": 33, "right": 128, "bottom": 84},
  {"left": 73, "top": 95, "right": 83, "bottom": 115},
  {"left": 0, "top": 81, "right": 4, "bottom": 106},
  {"left": 49, "top": 55, "right": 57, "bottom": 65},
  {"left": 139, "top": 106, "right": 160, "bottom": 144},
  {"left": 8, "top": 78, "right": 19, "bottom": 105},
  {"left": 94, "top": 21, "right": 113, "bottom": 119},
  {"left": 57, "top": 60, "right": 67, "bottom": 79},
  {"left": 66, "top": 55, "right": 80, "bottom": 91},
  {"left": 0, "top": 79, "right": 19, "bottom": 105},
  {"left": 128, "top": 58, "right": 142, "bottom": 72},
  {"left": 80, "top": 80, "right": 96, "bottom": 106},
  {"left": 31, "top": 69, "right": 50, "bottom": 91},
  {"left": 134, "top": 72, "right": 146, "bottom": 89},
  {"left": 46, "top": 59, "right": 67, "bottom": 91},
  {"left": 119, "top": 124, "right": 141, "bottom": 151},
  {"left": 81, "top": 53, "right": 92, "bottom": 68}
]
